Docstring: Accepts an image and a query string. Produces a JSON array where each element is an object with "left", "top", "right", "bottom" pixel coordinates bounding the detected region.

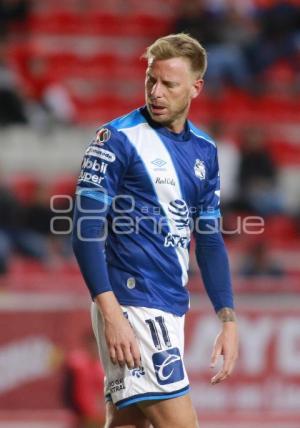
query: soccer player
[{"left": 72, "top": 33, "right": 239, "bottom": 428}]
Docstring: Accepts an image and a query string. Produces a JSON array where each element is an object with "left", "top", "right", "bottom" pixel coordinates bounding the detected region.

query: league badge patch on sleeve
[
  {"left": 194, "top": 159, "right": 206, "bottom": 180},
  {"left": 95, "top": 128, "right": 111, "bottom": 145}
]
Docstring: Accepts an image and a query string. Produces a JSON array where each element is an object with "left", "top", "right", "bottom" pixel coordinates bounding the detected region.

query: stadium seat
[{"left": 9, "top": 175, "right": 39, "bottom": 205}]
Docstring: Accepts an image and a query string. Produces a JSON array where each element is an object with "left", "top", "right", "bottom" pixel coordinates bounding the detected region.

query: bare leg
[
  {"left": 104, "top": 401, "right": 152, "bottom": 428},
  {"left": 138, "top": 394, "right": 199, "bottom": 428}
]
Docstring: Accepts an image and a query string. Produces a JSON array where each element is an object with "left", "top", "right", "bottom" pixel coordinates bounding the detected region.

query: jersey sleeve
[
  {"left": 76, "top": 125, "right": 132, "bottom": 205},
  {"left": 197, "top": 146, "right": 221, "bottom": 220}
]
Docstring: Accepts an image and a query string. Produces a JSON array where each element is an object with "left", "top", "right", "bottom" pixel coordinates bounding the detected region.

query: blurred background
[{"left": 0, "top": 0, "right": 300, "bottom": 427}]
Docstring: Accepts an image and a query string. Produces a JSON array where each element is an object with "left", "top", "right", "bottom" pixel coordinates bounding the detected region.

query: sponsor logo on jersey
[
  {"left": 164, "top": 200, "right": 191, "bottom": 248},
  {"left": 155, "top": 177, "right": 175, "bottom": 186},
  {"left": 78, "top": 170, "right": 105, "bottom": 187},
  {"left": 82, "top": 157, "right": 108, "bottom": 174},
  {"left": 168, "top": 199, "right": 189, "bottom": 230},
  {"left": 95, "top": 128, "right": 111, "bottom": 145},
  {"left": 86, "top": 146, "right": 116, "bottom": 162},
  {"left": 164, "top": 233, "right": 189, "bottom": 248},
  {"left": 127, "top": 277, "right": 136, "bottom": 289},
  {"left": 109, "top": 377, "right": 125, "bottom": 393},
  {"left": 194, "top": 159, "right": 206, "bottom": 180},
  {"left": 152, "top": 347, "right": 184, "bottom": 385},
  {"left": 151, "top": 158, "right": 167, "bottom": 168}
]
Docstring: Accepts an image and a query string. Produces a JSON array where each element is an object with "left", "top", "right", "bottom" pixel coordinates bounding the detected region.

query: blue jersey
[{"left": 76, "top": 106, "right": 221, "bottom": 316}]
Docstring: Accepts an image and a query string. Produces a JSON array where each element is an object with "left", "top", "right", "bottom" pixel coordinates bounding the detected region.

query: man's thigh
[
  {"left": 138, "top": 393, "right": 199, "bottom": 428},
  {"left": 105, "top": 401, "right": 151, "bottom": 428}
]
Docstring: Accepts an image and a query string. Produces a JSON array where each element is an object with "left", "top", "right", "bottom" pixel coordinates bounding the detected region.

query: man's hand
[
  {"left": 104, "top": 312, "right": 141, "bottom": 369},
  {"left": 210, "top": 307, "right": 239, "bottom": 385},
  {"left": 95, "top": 292, "right": 141, "bottom": 370}
]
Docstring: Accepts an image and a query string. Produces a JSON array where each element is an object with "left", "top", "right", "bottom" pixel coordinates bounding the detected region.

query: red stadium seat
[
  {"left": 28, "top": 11, "right": 173, "bottom": 37},
  {"left": 9, "top": 174, "right": 39, "bottom": 205},
  {"left": 48, "top": 176, "right": 76, "bottom": 198}
]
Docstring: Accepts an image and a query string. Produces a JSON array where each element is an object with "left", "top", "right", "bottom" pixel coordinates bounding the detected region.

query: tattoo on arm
[{"left": 217, "top": 307, "right": 236, "bottom": 322}]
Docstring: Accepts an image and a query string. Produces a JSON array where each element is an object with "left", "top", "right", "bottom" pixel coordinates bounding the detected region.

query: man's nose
[{"left": 151, "top": 82, "right": 163, "bottom": 98}]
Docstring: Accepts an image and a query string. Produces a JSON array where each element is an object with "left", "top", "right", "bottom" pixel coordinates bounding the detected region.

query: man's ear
[{"left": 192, "top": 79, "right": 204, "bottom": 99}]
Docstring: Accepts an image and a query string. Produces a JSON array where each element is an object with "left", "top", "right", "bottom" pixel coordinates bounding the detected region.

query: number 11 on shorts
[{"left": 145, "top": 316, "right": 172, "bottom": 350}]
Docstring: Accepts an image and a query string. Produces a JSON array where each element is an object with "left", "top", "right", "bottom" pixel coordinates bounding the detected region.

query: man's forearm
[
  {"left": 195, "top": 223, "right": 234, "bottom": 313},
  {"left": 94, "top": 291, "right": 124, "bottom": 321}
]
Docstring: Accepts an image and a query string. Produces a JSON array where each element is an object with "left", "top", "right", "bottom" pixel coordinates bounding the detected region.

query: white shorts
[{"left": 91, "top": 303, "right": 190, "bottom": 409}]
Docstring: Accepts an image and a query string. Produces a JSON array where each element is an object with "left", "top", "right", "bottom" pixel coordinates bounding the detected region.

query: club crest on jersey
[
  {"left": 194, "top": 159, "right": 206, "bottom": 180},
  {"left": 95, "top": 128, "right": 111, "bottom": 145}
]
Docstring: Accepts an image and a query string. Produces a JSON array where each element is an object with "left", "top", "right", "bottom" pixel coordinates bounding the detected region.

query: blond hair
[{"left": 143, "top": 33, "right": 207, "bottom": 78}]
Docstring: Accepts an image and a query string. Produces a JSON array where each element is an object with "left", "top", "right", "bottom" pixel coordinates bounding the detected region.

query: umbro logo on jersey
[
  {"left": 151, "top": 158, "right": 167, "bottom": 168},
  {"left": 152, "top": 348, "right": 184, "bottom": 385}
]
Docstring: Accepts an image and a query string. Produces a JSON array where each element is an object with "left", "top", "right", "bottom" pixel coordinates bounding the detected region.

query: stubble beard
[{"left": 147, "top": 101, "right": 190, "bottom": 130}]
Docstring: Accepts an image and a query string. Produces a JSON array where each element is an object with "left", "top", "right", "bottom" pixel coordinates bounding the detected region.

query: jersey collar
[{"left": 140, "top": 106, "right": 191, "bottom": 142}]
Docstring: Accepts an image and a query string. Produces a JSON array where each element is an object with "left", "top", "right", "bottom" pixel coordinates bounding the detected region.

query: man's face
[{"left": 145, "top": 57, "right": 203, "bottom": 132}]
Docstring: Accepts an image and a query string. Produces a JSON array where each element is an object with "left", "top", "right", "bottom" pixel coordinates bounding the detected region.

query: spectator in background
[
  {"left": 65, "top": 330, "right": 105, "bottom": 428},
  {"left": 24, "top": 183, "right": 52, "bottom": 236},
  {"left": 235, "top": 127, "right": 284, "bottom": 216},
  {"left": 0, "top": 37, "right": 28, "bottom": 125},
  {"left": 247, "top": 0, "right": 300, "bottom": 75},
  {"left": 0, "top": 0, "right": 31, "bottom": 37},
  {"left": 173, "top": 0, "right": 252, "bottom": 91},
  {"left": 23, "top": 182, "right": 74, "bottom": 262},
  {"left": 208, "top": 120, "right": 240, "bottom": 210},
  {"left": 239, "top": 241, "right": 284, "bottom": 278},
  {"left": 0, "top": 171, "right": 49, "bottom": 275},
  {"left": 20, "top": 52, "right": 76, "bottom": 129}
]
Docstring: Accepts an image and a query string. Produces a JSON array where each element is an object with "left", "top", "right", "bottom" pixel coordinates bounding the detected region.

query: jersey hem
[
  {"left": 116, "top": 298, "right": 188, "bottom": 317},
  {"left": 115, "top": 385, "right": 190, "bottom": 409}
]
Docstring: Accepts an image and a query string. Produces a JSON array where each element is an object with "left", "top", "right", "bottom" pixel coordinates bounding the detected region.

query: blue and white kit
[{"left": 73, "top": 106, "right": 234, "bottom": 407}]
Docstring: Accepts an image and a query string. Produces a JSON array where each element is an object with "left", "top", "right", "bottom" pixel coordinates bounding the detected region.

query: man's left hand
[{"left": 210, "top": 320, "right": 239, "bottom": 385}]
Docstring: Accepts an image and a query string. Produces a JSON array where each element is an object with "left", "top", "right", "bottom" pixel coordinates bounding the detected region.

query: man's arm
[
  {"left": 72, "top": 195, "right": 141, "bottom": 369},
  {"left": 195, "top": 219, "right": 239, "bottom": 384}
]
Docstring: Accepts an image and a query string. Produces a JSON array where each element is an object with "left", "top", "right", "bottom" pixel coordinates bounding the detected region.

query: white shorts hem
[{"left": 115, "top": 384, "right": 190, "bottom": 409}]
